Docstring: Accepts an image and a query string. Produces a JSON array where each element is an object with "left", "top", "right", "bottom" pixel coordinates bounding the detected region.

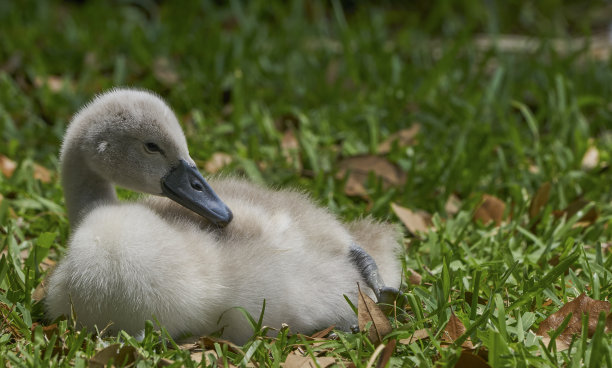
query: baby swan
[{"left": 46, "top": 88, "right": 403, "bottom": 344}]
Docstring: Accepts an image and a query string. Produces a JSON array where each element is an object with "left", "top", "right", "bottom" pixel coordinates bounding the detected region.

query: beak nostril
[{"left": 191, "top": 181, "right": 204, "bottom": 191}]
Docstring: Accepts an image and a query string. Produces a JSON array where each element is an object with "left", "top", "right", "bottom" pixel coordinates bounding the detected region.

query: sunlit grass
[{"left": 1, "top": 0, "right": 611, "bottom": 366}]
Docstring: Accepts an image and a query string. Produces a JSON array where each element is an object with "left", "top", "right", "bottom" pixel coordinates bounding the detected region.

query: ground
[{"left": 0, "top": 1, "right": 611, "bottom": 367}]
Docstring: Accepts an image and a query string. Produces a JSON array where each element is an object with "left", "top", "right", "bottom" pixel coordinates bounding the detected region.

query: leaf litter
[{"left": 536, "top": 293, "right": 611, "bottom": 351}]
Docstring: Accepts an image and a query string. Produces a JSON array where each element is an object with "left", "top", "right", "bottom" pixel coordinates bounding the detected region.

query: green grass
[{"left": 1, "top": 0, "right": 612, "bottom": 366}]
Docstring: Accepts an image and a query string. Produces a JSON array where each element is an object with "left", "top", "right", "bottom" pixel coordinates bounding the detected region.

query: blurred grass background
[{"left": 1, "top": 0, "right": 612, "bottom": 366}]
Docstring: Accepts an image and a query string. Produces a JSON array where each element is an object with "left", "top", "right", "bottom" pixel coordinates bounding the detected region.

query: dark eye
[{"left": 144, "top": 142, "right": 163, "bottom": 154}]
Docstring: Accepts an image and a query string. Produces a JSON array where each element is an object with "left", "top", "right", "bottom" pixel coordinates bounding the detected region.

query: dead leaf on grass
[
  {"left": 441, "top": 311, "right": 474, "bottom": 349},
  {"left": 89, "top": 344, "right": 141, "bottom": 368},
  {"left": 406, "top": 268, "right": 422, "bottom": 285},
  {"left": 464, "top": 292, "right": 488, "bottom": 306},
  {"left": 398, "top": 328, "right": 429, "bottom": 345},
  {"left": 581, "top": 146, "right": 600, "bottom": 170},
  {"left": 536, "top": 293, "right": 612, "bottom": 351},
  {"left": 553, "top": 198, "right": 599, "bottom": 227},
  {"left": 204, "top": 152, "right": 233, "bottom": 174},
  {"left": 283, "top": 352, "right": 337, "bottom": 368},
  {"left": 0, "top": 155, "right": 17, "bottom": 178},
  {"left": 153, "top": 57, "right": 179, "bottom": 86},
  {"left": 444, "top": 194, "right": 462, "bottom": 217},
  {"left": 34, "top": 75, "right": 65, "bottom": 92},
  {"left": 473, "top": 194, "right": 506, "bottom": 226},
  {"left": 454, "top": 350, "right": 491, "bottom": 368},
  {"left": 376, "top": 338, "right": 397, "bottom": 368},
  {"left": 199, "top": 336, "right": 243, "bottom": 356},
  {"left": 33, "top": 163, "right": 52, "bottom": 183},
  {"left": 281, "top": 130, "right": 301, "bottom": 168},
  {"left": 377, "top": 124, "right": 420, "bottom": 154},
  {"left": 529, "top": 182, "right": 551, "bottom": 220},
  {"left": 337, "top": 155, "right": 406, "bottom": 192},
  {"left": 358, "top": 284, "right": 392, "bottom": 346},
  {"left": 309, "top": 325, "right": 335, "bottom": 339},
  {"left": 391, "top": 203, "right": 432, "bottom": 235}
]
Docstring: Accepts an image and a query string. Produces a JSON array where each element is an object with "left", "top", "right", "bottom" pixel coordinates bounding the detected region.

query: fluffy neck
[{"left": 61, "top": 143, "right": 118, "bottom": 228}]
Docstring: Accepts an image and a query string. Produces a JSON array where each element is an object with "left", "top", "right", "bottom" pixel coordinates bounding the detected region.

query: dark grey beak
[{"left": 161, "top": 160, "right": 233, "bottom": 226}]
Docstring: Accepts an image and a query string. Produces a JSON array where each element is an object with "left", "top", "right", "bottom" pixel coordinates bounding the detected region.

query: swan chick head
[{"left": 63, "top": 88, "right": 233, "bottom": 226}]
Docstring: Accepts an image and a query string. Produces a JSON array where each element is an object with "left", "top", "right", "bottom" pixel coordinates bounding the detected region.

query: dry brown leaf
[
  {"left": 581, "top": 146, "right": 600, "bottom": 170},
  {"left": 33, "top": 163, "right": 51, "bottom": 183},
  {"left": 376, "top": 338, "right": 396, "bottom": 368},
  {"left": 398, "top": 328, "right": 429, "bottom": 345},
  {"left": 337, "top": 155, "right": 406, "bottom": 189},
  {"left": 442, "top": 312, "right": 474, "bottom": 349},
  {"left": 153, "top": 57, "right": 179, "bottom": 86},
  {"left": 358, "top": 284, "right": 392, "bottom": 346},
  {"left": 204, "top": 152, "right": 232, "bottom": 174},
  {"left": 529, "top": 182, "right": 551, "bottom": 220},
  {"left": 406, "top": 268, "right": 422, "bottom": 285},
  {"left": 444, "top": 194, "right": 462, "bottom": 217},
  {"left": 0, "top": 155, "right": 17, "bottom": 178},
  {"left": 464, "top": 292, "right": 488, "bottom": 306},
  {"left": 89, "top": 344, "right": 141, "bottom": 368},
  {"left": 29, "top": 323, "right": 70, "bottom": 357},
  {"left": 377, "top": 124, "right": 420, "bottom": 154},
  {"left": 309, "top": 325, "right": 335, "bottom": 339},
  {"left": 343, "top": 175, "right": 369, "bottom": 199},
  {"left": 391, "top": 203, "right": 432, "bottom": 235},
  {"left": 283, "top": 352, "right": 337, "bottom": 368},
  {"left": 34, "top": 75, "right": 64, "bottom": 92},
  {"left": 473, "top": 194, "right": 506, "bottom": 226},
  {"left": 281, "top": 130, "right": 301, "bottom": 168},
  {"left": 474, "top": 33, "right": 611, "bottom": 61},
  {"left": 325, "top": 59, "right": 339, "bottom": 85},
  {"left": 553, "top": 198, "right": 599, "bottom": 227},
  {"left": 536, "top": 293, "right": 611, "bottom": 351},
  {"left": 454, "top": 350, "right": 491, "bottom": 368},
  {"left": 199, "top": 336, "right": 243, "bottom": 356}
]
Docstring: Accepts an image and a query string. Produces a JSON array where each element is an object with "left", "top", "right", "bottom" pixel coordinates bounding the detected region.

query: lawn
[{"left": 1, "top": 0, "right": 612, "bottom": 366}]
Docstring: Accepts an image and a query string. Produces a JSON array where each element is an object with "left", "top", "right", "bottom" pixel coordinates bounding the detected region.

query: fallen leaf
[
  {"left": 283, "top": 352, "right": 337, "bottom": 368},
  {"left": 33, "top": 163, "right": 51, "bottom": 183},
  {"left": 153, "top": 57, "right": 179, "bottom": 86},
  {"left": 199, "top": 336, "right": 243, "bottom": 356},
  {"left": 358, "top": 284, "right": 392, "bottom": 346},
  {"left": 391, "top": 203, "right": 432, "bottom": 235},
  {"left": 281, "top": 130, "right": 301, "bottom": 168},
  {"left": 89, "top": 344, "right": 141, "bottom": 368},
  {"left": 35, "top": 75, "right": 64, "bottom": 92},
  {"left": 473, "top": 194, "right": 506, "bottom": 226},
  {"left": 442, "top": 312, "right": 473, "bottom": 349},
  {"left": 309, "top": 325, "right": 335, "bottom": 339},
  {"left": 398, "top": 328, "right": 429, "bottom": 344},
  {"left": 581, "top": 146, "right": 600, "bottom": 170},
  {"left": 474, "top": 33, "right": 611, "bottom": 61},
  {"left": 0, "top": 155, "right": 17, "bottom": 178},
  {"left": 536, "top": 293, "right": 611, "bottom": 351},
  {"left": 444, "top": 194, "right": 462, "bottom": 217},
  {"left": 377, "top": 124, "right": 420, "bottom": 154},
  {"left": 337, "top": 155, "right": 406, "bottom": 189},
  {"left": 30, "top": 323, "right": 70, "bottom": 357},
  {"left": 325, "top": 59, "right": 340, "bottom": 85},
  {"left": 454, "top": 350, "right": 491, "bottom": 368},
  {"left": 407, "top": 268, "right": 422, "bottom": 285},
  {"left": 204, "top": 152, "right": 233, "bottom": 174},
  {"left": 553, "top": 198, "right": 599, "bottom": 227},
  {"left": 464, "top": 292, "right": 488, "bottom": 306},
  {"left": 529, "top": 182, "right": 551, "bottom": 220},
  {"left": 376, "top": 338, "right": 396, "bottom": 368},
  {"left": 343, "top": 175, "right": 369, "bottom": 199}
]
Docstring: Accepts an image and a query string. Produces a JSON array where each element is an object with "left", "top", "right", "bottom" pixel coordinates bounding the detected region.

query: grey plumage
[{"left": 45, "top": 88, "right": 404, "bottom": 344}]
